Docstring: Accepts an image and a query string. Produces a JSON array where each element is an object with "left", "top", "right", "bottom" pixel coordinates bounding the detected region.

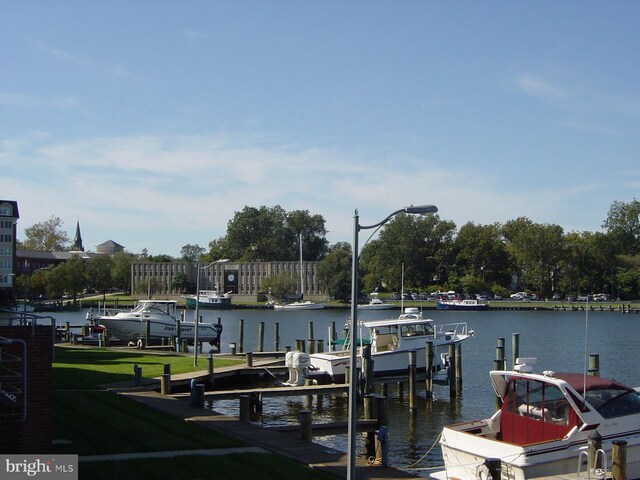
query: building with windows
[
  {"left": 131, "top": 259, "right": 325, "bottom": 302},
  {"left": 0, "top": 200, "right": 19, "bottom": 305}
]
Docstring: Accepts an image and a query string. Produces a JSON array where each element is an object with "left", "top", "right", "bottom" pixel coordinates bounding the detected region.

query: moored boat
[
  {"left": 91, "top": 299, "right": 223, "bottom": 347},
  {"left": 184, "top": 287, "right": 232, "bottom": 309},
  {"left": 436, "top": 298, "right": 489, "bottom": 311},
  {"left": 273, "top": 300, "right": 325, "bottom": 310},
  {"left": 432, "top": 359, "right": 640, "bottom": 480},
  {"left": 307, "top": 307, "right": 474, "bottom": 381},
  {"left": 357, "top": 292, "right": 394, "bottom": 310}
]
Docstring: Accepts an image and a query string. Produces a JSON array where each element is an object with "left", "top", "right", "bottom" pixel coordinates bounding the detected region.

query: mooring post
[
  {"left": 511, "top": 333, "right": 520, "bottom": 370},
  {"left": 308, "top": 321, "right": 314, "bottom": 342},
  {"left": 298, "top": 410, "right": 312, "bottom": 441},
  {"left": 239, "top": 395, "right": 250, "bottom": 423},
  {"left": 238, "top": 319, "right": 244, "bottom": 353},
  {"left": 274, "top": 322, "right": 280, "bottom": 352},
  {"left": 589, "top": 354, "right": 600, "bottom": 377},
  {"left": 229, "top": 342, "right": 236, "bottom": 356},
  {"left": 375, "top": 395, "right": 388, "bottom": 429},
  {"left": 192, "top": 384, "right": 205, "bottom": 408},
  {"left": 329, "top": 321, "right": 336, "bottom": 352},
  {"left": 496, "top": 337, "right": 505, "bottom": 369},
  {"left": 363, "top": 344, "right": 374, "bottom": 395},
  {"left": 408, "top": 350, "right": 417, "bottom": 413},
  {"left": 133, "top": 364, "right": 142, "bottom": 386},
  {"left": 246, "top": 351, "right": 253, "bottom": 367},
  {"left": 163, "top": 363, "right": 171, "bottom": 376},
  {"left": 257, "top": 321, "right": 264, "bottom": 353},
  {"left": 363, "top": 394, "right": 377, "bottom": 458},
  {"left": 316, "top": 339, "right": 324, "bottom": 353},
  {"left": 448, "top": 343, "right": 456, "bottom": 396},
  {"left": 307, "top": 321, "right": 315, "bottom": 354},
  {"left": 425, "top": 341, "right": 434, "bottom": 399},
  {"left": 455, "top": 342, "right": 463, "bottom": 391},
  {"left": 161, "top": 373, "right": 171, "bottom": 395},
  {"left": 612, "top": 440, "right": 627, "bottom": 480},
  {"left": 207, "top": 352, "right": 214, "bottom": 385}
]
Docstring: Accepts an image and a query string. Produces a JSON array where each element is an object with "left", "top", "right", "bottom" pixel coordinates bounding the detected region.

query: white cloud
[{"left": 515, "top": 73, "right": 567, "bottom": 101}]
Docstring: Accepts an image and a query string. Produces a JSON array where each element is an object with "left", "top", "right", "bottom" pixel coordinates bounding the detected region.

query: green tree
[
  {"left": 261, "top": 272, "right": 299, "bottom": 301},
  {"left": 317, "top": 242, "right": 352, "bottom": 302},
  {"left": 87, "top": 255, "right": 114, "bottom": 300},
  {"left": 181, "top": 244, "right": 205, "bottom": 262},
  {"left": 602, "top": 198, "right": 640, "bottom": 256},
  {"left": 22, "top": 216, "right": 69, "bottom": 251},
  {"left": 171, "top": 272, "right": 189, "bottom": 294},
  {"left": 111, "top": 251, "right": 134, "bottom": 293}
]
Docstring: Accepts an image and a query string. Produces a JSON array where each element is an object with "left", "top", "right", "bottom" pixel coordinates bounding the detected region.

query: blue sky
[{"left": 2, "top": 1, "right": 639, "bottom": 257}]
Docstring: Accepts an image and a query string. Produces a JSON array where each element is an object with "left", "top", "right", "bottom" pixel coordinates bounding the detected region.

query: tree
[
  {"left": 111, "top": 251, "right": 134, "bottom": 293},
  {"left": 87, "top": 255, "right": 114, "bottom": 300},
  {"left": 602, "top": 199, "right": 640, "bottom": 256},
  {"left": 22, "top": 216, "right": 69, "bottom": 251},
  {"left": 181, "top": 244, "right": 205, "bottom": 262},
  {"left": 207, "top": 205, "right": 329, "bottom": 262},
  {"left": 261, "top": 272, "right": 299, "bottom": 301},
  {"left": 171, "top": 272, "right": 189, "bottom": 294},
  {"left": 317, "top": 242, "right": 352, "bottom": 302}
]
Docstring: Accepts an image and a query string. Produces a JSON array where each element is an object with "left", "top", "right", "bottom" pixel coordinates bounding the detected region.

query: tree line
[{"left": 15, "top": 199, "right": 640, "bottom": 302}]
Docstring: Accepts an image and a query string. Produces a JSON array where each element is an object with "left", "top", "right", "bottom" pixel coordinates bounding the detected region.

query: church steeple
[{"left": 72, "top": 220, "right": 84, "bottom": 251}]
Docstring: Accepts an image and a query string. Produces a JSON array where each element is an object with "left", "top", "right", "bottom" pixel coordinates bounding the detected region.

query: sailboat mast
[{"left": 299, "top": 233, "right": 304, "bottom": 298}]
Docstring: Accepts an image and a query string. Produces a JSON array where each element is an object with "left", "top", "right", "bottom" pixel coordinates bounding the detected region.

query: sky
[{"left": 2, "top": 1, "right": 640, "bottom": 257}]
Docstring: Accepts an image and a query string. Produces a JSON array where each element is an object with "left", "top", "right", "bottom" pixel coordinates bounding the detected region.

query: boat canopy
[{"left": 362, "top": 317, "right": 434, "bottom": 329}]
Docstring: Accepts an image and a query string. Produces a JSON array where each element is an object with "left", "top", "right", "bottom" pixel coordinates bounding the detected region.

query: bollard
[
  {"left": 133, "top": 364, "right": 142, "bottom": 387},
  {"left": 192, "top": 384, "right": 205, "bottom": 408},
  {"left": 246, "top": 351, "right": 253, "bottom": 367},
  {"left": 298, "top": 410, "right": 312, "bottom": 441},
  {"left": 161, "top": 373, "right": 171, "bottom": 395},
  {"left": 229, "top": 342, "right": 237, "bottom": 356},
  {"left": 239, "top": 395, "right": 250, "bottom": 423},
  {"left": 612, "top": 440, "right": 627, "bottom": 480}
]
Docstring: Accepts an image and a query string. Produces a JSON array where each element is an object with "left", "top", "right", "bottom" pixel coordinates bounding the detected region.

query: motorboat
[
  {"left": 432, "top": 359, "right": 640, "bottom": 480},
  {"left": 358, "top": 292, "right": 394, "bottom": 310},
  {"left": 91, "top": 299, "right": 223, "bottom": 347},
  {"left": 184, "top": 287, "right": 232, "bottom": 309},
  {"left": 273, "top": 300, "right": 325, "bottom": 310},
  {"left": 436, "top": 298, "right": 489, "bottom": 311},
  {"left": 307, "top": 307, "right": 474, "bottom": 381}
]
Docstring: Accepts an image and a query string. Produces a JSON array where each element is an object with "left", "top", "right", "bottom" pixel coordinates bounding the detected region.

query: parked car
[{"left": 593, "top": 293, "right": 608, "bottom": 302}]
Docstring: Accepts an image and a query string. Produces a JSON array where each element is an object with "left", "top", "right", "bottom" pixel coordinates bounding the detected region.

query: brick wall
[{"left": 0, "top": 326, "right": 53, "bottom": 453}]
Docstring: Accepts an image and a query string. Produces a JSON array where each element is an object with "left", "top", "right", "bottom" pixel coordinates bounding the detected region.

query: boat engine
[{"left": 284, "top": 351, "right": 310, "bottom": 386}]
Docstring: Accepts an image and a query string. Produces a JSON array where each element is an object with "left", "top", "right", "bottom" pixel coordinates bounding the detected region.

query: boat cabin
[
  {"left": 133, "top": 300, "right": 177, "bottom": 318},
  {"left": 495, "top": 371, "right": 640, "bottom": 446},
  {"left": 363, "top": 317, "right": 435, "bottom": 353}
]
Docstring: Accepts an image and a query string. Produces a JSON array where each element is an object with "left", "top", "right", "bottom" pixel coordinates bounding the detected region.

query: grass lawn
[{"left": 53, "top": 346, "right": 339, "bottom": 480}]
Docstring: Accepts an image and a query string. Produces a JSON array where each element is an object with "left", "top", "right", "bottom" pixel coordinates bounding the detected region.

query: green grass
[{"left": 52, "top": 346, "right": 339, "bottom": 480}]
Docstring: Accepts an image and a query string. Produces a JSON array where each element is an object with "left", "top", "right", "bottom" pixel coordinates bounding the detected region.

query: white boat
[
  {"left": 357, "top": 292, "right": 394, "bottom": 310},
  {"left": 433, "top": 359, "right": 640, "bottom": 480},
  {"left": 436, "top": 298, "right": 489, "bottom": 311},
  {"left": 307, "top": 307, "right": 474, "bottom": 381},
  {"left": 92, "top": 299, "right": 223, "bottom": 346},
  {"left": 184, "top": 287, "right": 232, "bottom": 309},
  {"left": 273, "top": 300, "right": 325, "bottom": 310}
]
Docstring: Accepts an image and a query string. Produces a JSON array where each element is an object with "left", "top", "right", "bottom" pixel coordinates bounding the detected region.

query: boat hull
[
  {"left": 184, "top": 297, "right": 232, "bottom": 309},
  {"left": 98, "top": 317, "right": 222, "bottom": 343},
  {"left": 273, "top": 302, "right": 325, "bottom": 310},
  {"left": 436, "top": 300, "right": 489, "bottom": 311}
]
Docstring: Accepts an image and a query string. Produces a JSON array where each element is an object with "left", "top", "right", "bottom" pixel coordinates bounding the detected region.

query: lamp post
[
  {"left": 347, "top": 204, "right": 438, "bottom": 480},
  {"left": 194, "top": 258, "right": 230, "bottom": 366}
]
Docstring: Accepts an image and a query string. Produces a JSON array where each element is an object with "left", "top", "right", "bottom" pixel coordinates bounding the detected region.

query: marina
[{"left": 42, "top": 306, "right": 640, "bottom": 478}]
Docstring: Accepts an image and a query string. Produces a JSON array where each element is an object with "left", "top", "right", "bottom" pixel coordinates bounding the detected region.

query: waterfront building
[
  {"left": 130, "top": 259, "right": 325, "bottom": 302},
  {"left": 0, "top": 200, "right": 19, "bottom": 305}
]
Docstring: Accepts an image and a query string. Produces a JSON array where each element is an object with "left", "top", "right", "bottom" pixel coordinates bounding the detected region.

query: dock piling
[
  {"left": 258, "top": 322, "right": 264, "bottom": 352},
  {"left": 274, "top": 322, "right": 280, "bottom": 352},
  {"left": 298, "top": 410, "right": 312, "bottom": 441},
  {"left": 238, "top": 319, "right": 244, "bottom": 353},
  {"left": 612, "top": 440, "right": 627, "bottom": 480},
  {"left": 408, "top": 350, "right": 417, "bottom": 413}
]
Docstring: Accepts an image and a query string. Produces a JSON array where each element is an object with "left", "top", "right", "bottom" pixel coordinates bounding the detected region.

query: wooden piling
[
  {"left": 239, "top": 395, "right": 250, "bottom": 423},
  {"left": 161, "top": 373, "right": 171, "bottom": 395},
  {"left": 308, "top": 321, "right": 314, "bottom": 342},
  {"left": 375, "top": 395, "right": 388, "bottom": 428},
  {"left": 425, "top": 341, "right": 434, "bottom": 399},
  {"left": 511, "top": 333, "right": 519, "bottom": 370},
  {"left": 238, "top": 319, "right": 244, "bottom": 353},
  {"left": 363, "top": 344, "right": 374, "bottom": 395},
  {"left": 192, "top": 384, "right": 205, "bottom": 408},
  {"left": 207, "top": 352, "right": 214, "bottom": 385},
  {"left": 258, "top": 321, "right": 264, "bottom": 353},
  {"left": 274, "top": 322, "right": 280, "bottom": 352},
  {"left": 408, "top": 350, "right": 417, "bottom": 413},
  {"left": 455, "top": 342, "right": 463, "bottom": 389},
  {"left": 133, "top": 364, "right": 142, "bottom": 387},
  {"left": 329, "top": 322, "right": 336, "bottom": 352},
  {"left": 298, "top": 410, "right": 312, "bottom": 441},
  {"left": 246, "top": 352, "right": 253, "bottom": 367},
  {"left": 612, "top": 440, "right": 627, "bottom": 480},
  {"left": 163, "top": 363, "right": 171, "bottom": 375},
  {"left": 589, "top": 354, "right": 600, "bottom": 377},
  {"left": 363, "top": 394, "right": 377, "bottom": 458},
  {"left": 448, "top": 343, "right": 457, "bottom": 397}
]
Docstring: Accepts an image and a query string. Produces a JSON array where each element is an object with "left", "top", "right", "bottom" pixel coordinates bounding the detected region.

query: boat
[
  {"left": 307, "top": 307, "right": 474, "bottom": 381},
  {"left": 357, "top": 292, "right": 394, "bottom": 310},
  {"left": 432, "top": 359, "right": 640, "bottom": 480},
  {"left": 273, "top": 300, "right": 325, "bottom": 310},
  {"left": 184, "top": 287, "right": 232, "bottom": 309},
  {"left": 91, "top": 299, "right": 223, "bottom": 347},
  {"left": 436, "top": 298, "right": 489, "bottom": 311}
]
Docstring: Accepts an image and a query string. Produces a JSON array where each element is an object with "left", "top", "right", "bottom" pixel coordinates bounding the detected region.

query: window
[{"left": 590, "top": 389, "right": 640, "bottom": 419}]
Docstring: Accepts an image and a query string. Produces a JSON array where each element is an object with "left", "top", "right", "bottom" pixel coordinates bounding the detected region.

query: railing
[{"left": 434, "top": 322, "right": 474, "bottom": 338}]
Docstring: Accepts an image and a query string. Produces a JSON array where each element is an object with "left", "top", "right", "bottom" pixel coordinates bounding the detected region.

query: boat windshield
[
  {"left": 400, "top": 323, "right": 434, "bottom": 337},
  {"left": 586, "top": 388, "right": 640, "bottom": 419}
]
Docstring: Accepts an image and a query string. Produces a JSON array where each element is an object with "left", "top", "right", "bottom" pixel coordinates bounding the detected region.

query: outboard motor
[{"left": 287, "top": 352, "right": 310, "bottom": 386}]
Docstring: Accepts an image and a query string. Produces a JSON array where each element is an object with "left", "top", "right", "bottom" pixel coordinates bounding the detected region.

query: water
[{"left": 50, "top": 307, "right": 640, "bottom": 476}]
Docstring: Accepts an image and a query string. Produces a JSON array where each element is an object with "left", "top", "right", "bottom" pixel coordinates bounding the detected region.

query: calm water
[{"left": 51, "top": 306, "right": 640, "bottom": 477}]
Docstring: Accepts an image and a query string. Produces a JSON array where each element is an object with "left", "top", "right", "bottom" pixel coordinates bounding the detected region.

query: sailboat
[{"left": 273, "top": 234, "right": 325, "bottom": 310}]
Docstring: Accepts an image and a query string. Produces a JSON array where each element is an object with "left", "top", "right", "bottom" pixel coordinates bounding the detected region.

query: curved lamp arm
[{"left": 358, "top": 204, "right": 438, "bottom": 231}]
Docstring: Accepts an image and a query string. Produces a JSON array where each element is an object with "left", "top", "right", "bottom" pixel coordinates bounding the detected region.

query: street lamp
[
  {"left": 347, "top": 204, "right": 438, "bottom": 480},
  {"left": 194, "top": 258, "right": 230, "bottom": 366}
]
